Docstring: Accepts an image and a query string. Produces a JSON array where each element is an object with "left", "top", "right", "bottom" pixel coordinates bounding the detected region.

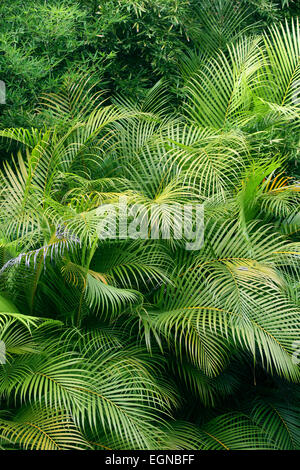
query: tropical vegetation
[{"left": 0, "top": 0, "right": 299, "bottom": 451}]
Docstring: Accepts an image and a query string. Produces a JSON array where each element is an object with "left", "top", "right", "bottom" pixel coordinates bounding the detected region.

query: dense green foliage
[
  {"left": 0, "top": 0, "right": 298, "bottom": 128},
  {"left": 0, "top": 0, "right": 299, "bottom": 451}
]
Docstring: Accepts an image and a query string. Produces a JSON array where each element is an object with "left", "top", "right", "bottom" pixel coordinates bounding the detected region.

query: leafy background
[{"left": 0, "top": 0, "right": 299, "bottom": 450}]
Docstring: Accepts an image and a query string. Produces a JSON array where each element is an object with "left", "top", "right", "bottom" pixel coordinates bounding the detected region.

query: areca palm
[{"left": 0, "top": 12, "right": 299, "bottom": 450}]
